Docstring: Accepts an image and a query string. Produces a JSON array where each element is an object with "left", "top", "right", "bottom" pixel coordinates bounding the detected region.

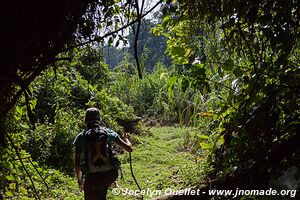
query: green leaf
[
  {"left": 162, "top": 15, "right": 171, "bottom": 24},
  {"left": 20, "top": 123, "right": 30, "bottom": 129},
  {"left": 199, "top": 135, "right": 212, "bottom": 141},
  {"left": 30, "top": 99, "right": 37, "bottom": 108},
  {"left": 114, "top": 5, "right": 120, "bottom": 14},
  {"left": 217, "top": 135, "right": 225, "bottom": 146},
  {"left": 108, "top": 37, "right": 114, "bottom": 45},
  {"left": 160, "top": 72, "right": 166, "bottom": 80},
  {"left": 16, "top": 106, "right": 23, "bottom": 116},
  {"left": 6, "top": 175, "right": 15, "bottom": 181},
  {"left": 20, "top": 186, "right": 28, "bottom": 195},
  {"left": 167, "top": 76, "right": 177, "bottom": 88},
  {"left": 9, "top": 183, "right": 16, "bottom": 190},
  {"left": 200, "top": 142, "right": 213, "bottom": 150},
  {"left": 5, "top": 191, "right": 14, "bottom": 197}
]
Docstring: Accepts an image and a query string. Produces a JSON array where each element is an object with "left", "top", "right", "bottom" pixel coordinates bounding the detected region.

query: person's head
[{"left": 85, "top": 107, "right": 101, "bottom": 125}]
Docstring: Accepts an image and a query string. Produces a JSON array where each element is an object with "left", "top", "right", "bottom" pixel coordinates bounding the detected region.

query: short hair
[{"left": 85, "top": 107, "right": 101, "bottom": 123}]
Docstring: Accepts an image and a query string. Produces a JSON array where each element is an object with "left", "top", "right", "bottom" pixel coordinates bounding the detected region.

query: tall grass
[{"left": 109, "top": 61, "right": 218, "bottom": 126}]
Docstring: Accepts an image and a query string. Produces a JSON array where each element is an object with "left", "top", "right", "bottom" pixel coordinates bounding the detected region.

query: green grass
[
  {"left": 107, "top": 126, "right": 200, "bottom": 200},
  {"left": 42, "top": 126, "right": 200, "bottom": 200}
]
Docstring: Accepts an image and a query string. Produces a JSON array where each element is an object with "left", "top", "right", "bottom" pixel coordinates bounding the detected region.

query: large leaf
[{"left": 200, "top": 142, "right": 213, "bottom": 150}]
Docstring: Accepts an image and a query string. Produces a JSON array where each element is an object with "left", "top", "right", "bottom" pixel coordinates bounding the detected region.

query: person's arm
[
  {"left": 74, "top": 148, "right": 84, "bottom": 191},
  {"left": 114, "top": 133, "right": 133, "bottom": 152}
]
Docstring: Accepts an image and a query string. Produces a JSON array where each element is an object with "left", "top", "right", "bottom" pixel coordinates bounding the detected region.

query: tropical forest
[{"left": 0, "top": 0, "right": 299, "bottom": 199}]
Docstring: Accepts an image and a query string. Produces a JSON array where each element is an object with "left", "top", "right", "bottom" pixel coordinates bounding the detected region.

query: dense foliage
[
  {"left": 0, "top": 47, "right": 140, "bottom": 198},
  {"left": 158, "top": 0, "right": 300, "bottom": 192},
  {"left": 1, "top": 0, "right": 299, "bottom": 199}
]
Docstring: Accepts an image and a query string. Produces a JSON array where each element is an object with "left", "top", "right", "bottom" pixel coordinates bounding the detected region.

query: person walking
[{"left": 74, "top": 107, "right": 133, "bottom": 199}]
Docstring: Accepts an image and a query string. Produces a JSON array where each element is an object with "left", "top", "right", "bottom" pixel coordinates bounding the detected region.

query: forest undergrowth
[
  {"left": 1, "top": 1, "right": 299, "bottom": 198},
  {"left": 1, "top": 126, "right": 203, "bottom": 199}
]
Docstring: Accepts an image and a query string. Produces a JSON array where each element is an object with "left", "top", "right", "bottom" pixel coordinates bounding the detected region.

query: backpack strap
[
  {"left": 101, "top": 127, "right": 121, "bottom": 170},
  {"left": 83, "top": 129, "right": 89, "bottom": 174}
]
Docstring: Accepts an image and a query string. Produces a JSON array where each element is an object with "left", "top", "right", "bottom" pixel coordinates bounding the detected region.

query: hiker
[{"left": 74, "top": 107, "right": 133, "bottom": 200}]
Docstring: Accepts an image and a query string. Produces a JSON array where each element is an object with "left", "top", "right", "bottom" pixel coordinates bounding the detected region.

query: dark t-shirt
[{"left": 73, "top": 127, "right": 118, "bottom": 150}]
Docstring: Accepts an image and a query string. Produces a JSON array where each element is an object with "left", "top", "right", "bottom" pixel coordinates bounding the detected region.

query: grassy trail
[{"left": 108, "top": 126, "right": 199, "bottom": 200}]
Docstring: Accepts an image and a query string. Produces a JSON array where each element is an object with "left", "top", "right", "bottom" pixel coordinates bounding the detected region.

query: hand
[
  {"left": 116, "top": 135, "right": 133, "bottom": 152},
  {"left": 123, "top": 132, "right": 131, "bottom": 140}
]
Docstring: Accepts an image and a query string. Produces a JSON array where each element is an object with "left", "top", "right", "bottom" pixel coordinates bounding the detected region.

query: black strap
[{"left": 129, "top": 152, "right": 143, "bottom": 200}]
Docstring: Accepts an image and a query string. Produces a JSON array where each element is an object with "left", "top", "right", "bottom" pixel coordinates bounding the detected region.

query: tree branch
[
  {"left": 134, "top": 0, "right": 143, "bottom": 79},
  {"left": 7, "top": 134, "right": 40, "bottom": 200},
  {"left": 60, "top": 0, "right": 163, "bottom": 53}
]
